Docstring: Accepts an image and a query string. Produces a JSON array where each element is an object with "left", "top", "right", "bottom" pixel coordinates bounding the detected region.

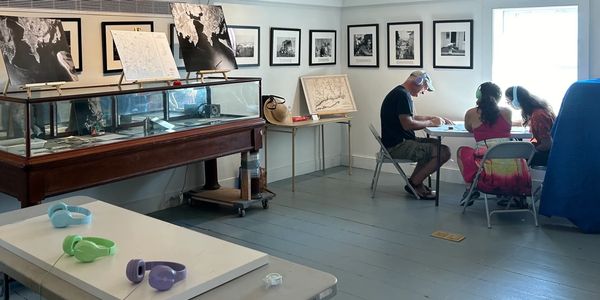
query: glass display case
[
  {"left": 0, "top": 77, "right": 264, "bottom": 208},
  {"left": 0, "top": 77, "right": 261, "bottom": 157}
]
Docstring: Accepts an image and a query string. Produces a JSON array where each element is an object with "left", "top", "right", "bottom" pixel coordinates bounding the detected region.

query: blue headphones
[
  {"left": 511, "top": 86, "right": 521, "bottom": 109},
  {"left": 48, "top": 202, "right": 92, "bottom": 228}
]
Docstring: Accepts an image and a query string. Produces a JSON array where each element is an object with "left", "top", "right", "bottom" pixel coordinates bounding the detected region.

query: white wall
[{"left": 342, "top": 0, "right": 595, "bottom": 184}]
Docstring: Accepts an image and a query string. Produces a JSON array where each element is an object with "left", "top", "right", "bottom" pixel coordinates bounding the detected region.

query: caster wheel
[
  {"left": 238, "top": 208, "right": 246, "bottom": 217},
  {"left": 262, "top": 200, "right": 269, "bottom": 209}
]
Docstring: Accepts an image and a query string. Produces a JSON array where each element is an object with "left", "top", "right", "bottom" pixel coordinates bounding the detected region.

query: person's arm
[
  {"left": 413, "top": 114, "right": 452, "bottom": 125},
  {"left": 399, "top": 114, "right": 442, "bottom": 130},
  {"left": 464, "top": 109, "right": 474, "bottom": 132}
]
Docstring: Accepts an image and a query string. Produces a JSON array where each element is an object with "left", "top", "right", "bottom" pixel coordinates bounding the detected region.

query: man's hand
[
  {"left": 441, "top": 117, "right": 454, "bottom": 125},
  {"left": 430, "top": 117, "right": 443, "bottom": 127}
]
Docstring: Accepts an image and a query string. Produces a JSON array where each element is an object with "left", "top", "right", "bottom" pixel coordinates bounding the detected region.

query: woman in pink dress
[{"left": 458, "top": 82, "right": 531, "bottom": 204}]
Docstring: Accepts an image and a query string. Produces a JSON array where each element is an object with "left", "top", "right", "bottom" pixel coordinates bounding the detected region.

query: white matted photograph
[
  {"left": 387, "top": 21, "right": 422, "bottom": 68},
  {"left": 59, "top": 18, "right": 82, "bottom": 72},
  {"left": 270, "top": 27, "right": 301, "bottom": 66},
  {"left": 101, "top": 21, "right": 154, "bottom": 73},
  {"left": 169, "top": 23, "right": 185, "bottom": 69},
  {"left": 347, "top": 24, "right": 379, "bottom": 67},
  {"left": 228, "top": 25, "right": 260, "bottom": 67},
  {"left": 433, "top": 19, "right": 473, "bottom": 69},
  {"left": 309, "top": 30, "right": 336, "bottom": 65}
]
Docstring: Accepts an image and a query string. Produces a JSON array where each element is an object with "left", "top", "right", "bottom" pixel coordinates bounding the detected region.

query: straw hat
[{"left": 263, "top": 96, "right": 292, "bottom": 125}]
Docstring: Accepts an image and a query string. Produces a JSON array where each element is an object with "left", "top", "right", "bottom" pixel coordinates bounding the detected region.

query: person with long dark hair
[
  {"left": 457, "top": 82, "right": 531, "bottom": 204},
  {"left": 505, "top": 86, "right": 556, "bottom": 166}
]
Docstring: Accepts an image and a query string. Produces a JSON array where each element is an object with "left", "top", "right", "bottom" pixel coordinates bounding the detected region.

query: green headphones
[
  {"left": 476, "top": 84, "right": 482, "bottom": 100},
  {"left": 63, "top": 235, "right": 117, "bottom": 263}
]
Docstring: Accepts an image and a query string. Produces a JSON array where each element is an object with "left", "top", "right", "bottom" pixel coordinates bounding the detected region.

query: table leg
[
  {"left": 347, "top": 121, "right": 352, "bottom": 175},
  {"left": 435, "top": 136, "right": 442, "bottom": 206},
  {"left": 427, "top": 133, "right": 432, "bottom": 188},
  {"left": 292, "top": 127, "right": 296, "bottom": 192},
  {"left": 321, "top": 125, "right": 325, "bottom": 171},
  {"left": 264, "top": 127, "right": 268, "bottom": 182}
]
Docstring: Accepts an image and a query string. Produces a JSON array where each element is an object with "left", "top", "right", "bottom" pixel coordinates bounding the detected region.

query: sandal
[{"left": 404, "top": 182, "right": 436, "bottom": 200}]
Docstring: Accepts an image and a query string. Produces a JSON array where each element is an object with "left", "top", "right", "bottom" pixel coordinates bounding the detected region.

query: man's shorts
[{"left": 387, "top": 138, "right": 438, "bottom": 164}]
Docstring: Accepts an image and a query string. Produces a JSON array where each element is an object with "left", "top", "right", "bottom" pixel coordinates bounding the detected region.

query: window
[{"left": 492, "top": 5, "right": 578, "bottom": 116}]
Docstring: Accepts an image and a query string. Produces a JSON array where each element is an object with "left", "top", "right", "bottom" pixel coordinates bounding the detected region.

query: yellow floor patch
[{"left": 431, "top": 230, "right": 465, "bottom": 242}]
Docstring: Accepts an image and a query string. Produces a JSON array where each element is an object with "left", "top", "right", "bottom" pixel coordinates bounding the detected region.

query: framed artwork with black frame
[
  {"left": 387, "top": 21, "right": 422, "bottom": 68},
  {"left": 433, "top": 19, "right": 473, "bottom": 69},
  {"left": 228, "top": 25, "right": 260, "bottom": 67},
  {"left": 101, "top": 21, "right": 154, "bottom": 73},
  {"left": 59, "top": 18, "right": 82, "bottom": 72},
  {"left": 309, "top": 30, "right": 336, "bottom": 65},
  {"left": 270, "top": 27, "right": 301, "bottom": 66},
  {"left": 347, "top": 24, "right": 378, "bottom": 67},
  {"left": 169, "top": 23, "right": 185, "bottom": 69}
]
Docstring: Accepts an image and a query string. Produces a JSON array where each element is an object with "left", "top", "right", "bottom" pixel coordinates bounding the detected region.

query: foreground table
[{"left": 0, "top": 196, "right": 337, "bottom": 300}]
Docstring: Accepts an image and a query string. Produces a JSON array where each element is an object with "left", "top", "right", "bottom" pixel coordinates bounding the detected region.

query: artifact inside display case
[{"left": 0, "top": 77, "right": 260, "bottom": 157}]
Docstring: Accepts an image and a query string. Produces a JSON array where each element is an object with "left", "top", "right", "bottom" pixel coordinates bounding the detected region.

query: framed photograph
[
  {"left": 101, "top": 21, "right": 154, "bottom": 73},
  {"left": 228, "top": 25, "right": 260, "bottom": 67},
  {"left": 270, "top": 27, "right": 301, "bottom": 66},
  {"left": 169, "top": 24, "right": 185, "bottom": 69},
  {"left": 309, "top": 30, "right": 336, "bottom": 65},
  {"left": 387, "top": 22, "right": 422, "bottom": 68},
  {"left": 59, "top": 18, "right": 82, "bottom": 72},
  {"left": 347, "top": 24, "right": 378, "bottom": 67},
  {"left": 433, "top": 19, "right": 473, "bottom": 69},
  {"left": 300, "top": 74, "right": 357, "bottom": 115}
]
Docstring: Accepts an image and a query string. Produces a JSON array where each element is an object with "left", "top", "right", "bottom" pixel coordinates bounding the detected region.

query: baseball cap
[{"left": 410, "top": 70, "right": 435, "bottom": 92}]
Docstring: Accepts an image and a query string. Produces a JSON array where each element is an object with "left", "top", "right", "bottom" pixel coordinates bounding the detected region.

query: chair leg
[
  {"left": 484, "top": 194, "right": 492, "bottom": 228},
  {"left": 371, "top": 160, "right": 382, "bottom": 198},
  {"left": 391, "top": 163, "right": 419, "bottom": 200},
  {"left": 530, "top": 191, "right": 539, "bottom": 227},
  {"left": 1, "top": 273, "right": 8, "bottom": 300},
  {"left": 370, "top": 159, "right": 381, "bottom": 190}
]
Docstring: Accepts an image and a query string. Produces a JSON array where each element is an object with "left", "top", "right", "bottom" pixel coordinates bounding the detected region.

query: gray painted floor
[{"left": 4, "top": 167, "right": 600, "bottom": 299}]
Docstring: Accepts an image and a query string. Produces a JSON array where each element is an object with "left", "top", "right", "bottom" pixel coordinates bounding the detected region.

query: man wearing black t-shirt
[{"left": 380, "top": 71, "right": 452, "bottom": 199}]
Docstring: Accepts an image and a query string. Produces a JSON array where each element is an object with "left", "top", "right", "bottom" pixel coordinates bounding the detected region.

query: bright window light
[{"left": 492, "top": 5, "right": 578, "bottom": 117}]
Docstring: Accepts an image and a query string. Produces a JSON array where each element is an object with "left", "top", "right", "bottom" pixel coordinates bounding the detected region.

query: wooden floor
[
  {"left": 148, "top": 167, "right": 600, "bottom": 300},
  {"left": 4, "top": 167, "right": 600, "bottom": 299}
]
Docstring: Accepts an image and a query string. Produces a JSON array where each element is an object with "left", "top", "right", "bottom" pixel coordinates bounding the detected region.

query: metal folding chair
[
  {"left": 461, "top": 141, "right": 538, "bottom": 228},
  {"left": 368, "top": 124, "right": 419, "bottom": 199}
]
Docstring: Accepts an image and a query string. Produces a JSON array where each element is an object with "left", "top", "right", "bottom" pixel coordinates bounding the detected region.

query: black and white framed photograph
[
  {"left": 170, "top": 3, "right": 238, "bottom": 72},
  {"left": 101, "top": 21, "right": 154, "bottom": 73},
  {"left": 433, "top": 19, "right": 473, "bottom": 69},
  {"left": 347, "top": 24, "right": 379, "bottom": 67},
  {"left": 0, "top": 16, "right": 78, "bottom": 85},
  {"left": 169, "top": 23, "right": 185, "bottom": 69},
  {"left": 59, "top": 18, "right": 82, "bottom": 72},
  {"left": 387, "top": 21, "right": 422, "bottom": 68},
  {"left": 309, "top": 30, "right": 336, "bottom": 65},
  {"left": 270, "top": 27, "right": 301, "bottom": 66},
  {"left": 228, "top": 25, "right": 260, "bottom": 67}
]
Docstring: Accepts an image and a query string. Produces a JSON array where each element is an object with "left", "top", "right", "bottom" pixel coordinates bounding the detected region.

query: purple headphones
[{"left": 126, "top": 259, "right": 187, "bottom": 291}]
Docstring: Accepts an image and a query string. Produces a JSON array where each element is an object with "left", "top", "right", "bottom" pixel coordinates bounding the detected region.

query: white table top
[
  {"left": 424, "top": 123, "right": 532, "bottom": 139},
  {"left": 0, "top": 197, "right": 268, "bottom": 300}
]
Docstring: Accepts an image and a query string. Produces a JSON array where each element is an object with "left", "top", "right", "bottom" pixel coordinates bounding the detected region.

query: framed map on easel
[{"left": 300, "top": 74, "right": 357, "bottom": 115}]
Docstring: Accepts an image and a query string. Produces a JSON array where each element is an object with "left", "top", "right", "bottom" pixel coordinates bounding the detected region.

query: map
[
  {"left": 111, "top": 30, "right": 180, "bottom": 82},
  {"left": 301, "top": 75, "right": 357, "bottom": 115},
  {"left": 0, "top": 16, "right": 78, "bottom": 85},
  {"left": 170, "top": 3, "right": 237, "bottom": 72}
]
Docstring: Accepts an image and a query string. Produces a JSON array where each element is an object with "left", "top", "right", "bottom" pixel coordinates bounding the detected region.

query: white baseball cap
[{"left": 410, "top": 70, "right": 435, "bottom": 92}]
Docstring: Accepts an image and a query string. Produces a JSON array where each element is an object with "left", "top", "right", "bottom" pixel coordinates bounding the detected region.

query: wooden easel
[
  {"left": 186, "top": 69, "right": 230, "bottom": 83},
  {"left": 117, "top": 72, "right": 176, "bottom": 90},
  {"left": 3, "top": 78, "right": 66, "bottom": 98}
]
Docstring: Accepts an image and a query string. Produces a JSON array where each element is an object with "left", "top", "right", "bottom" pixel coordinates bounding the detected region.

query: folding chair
[
  {"left": 368, "top": 124, "right": 419, "bottom": 199},
  {"left": 461, "top": 141, "right": 538, "bottom": 228}
]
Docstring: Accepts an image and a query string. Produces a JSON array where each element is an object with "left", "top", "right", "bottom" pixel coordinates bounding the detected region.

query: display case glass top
[{"left": 0, "top": 77, "right": 261, "bottom": 157}]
